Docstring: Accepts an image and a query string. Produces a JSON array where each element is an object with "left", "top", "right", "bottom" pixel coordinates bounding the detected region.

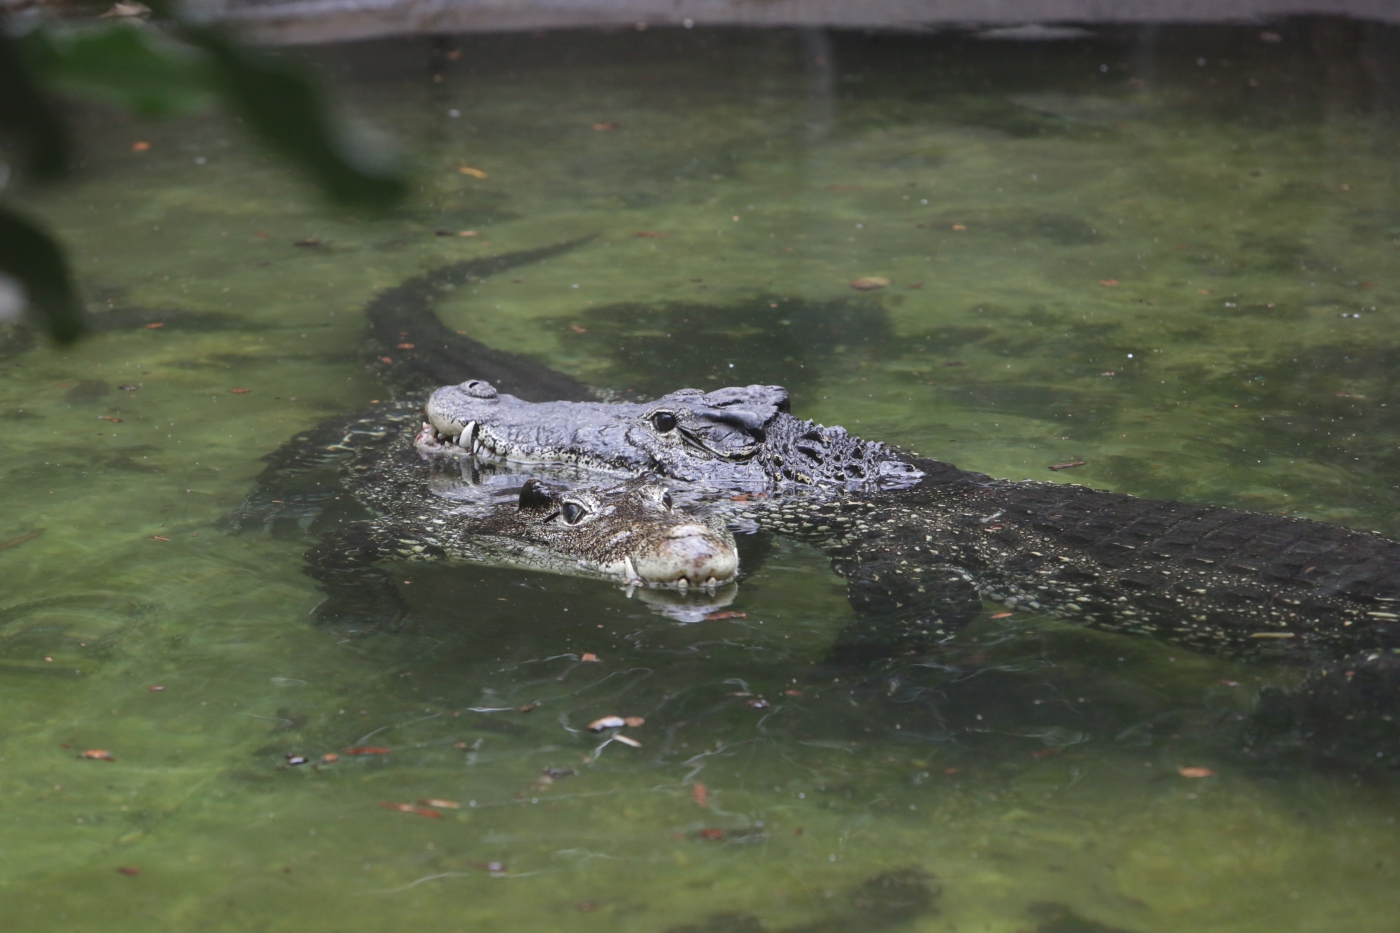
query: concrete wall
[{"left": 206, "top": 0, "right": 1400, "bottom": 46}]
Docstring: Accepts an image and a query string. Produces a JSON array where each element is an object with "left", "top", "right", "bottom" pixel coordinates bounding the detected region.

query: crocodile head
[
  {"left": 467, "top": 477, "right": 739, "bottom": 590},
  {"left": 420, "top": 379, "right": 788, "bottom": 487},
  {"left": 421, "top": 378, "right": 924, "bottom": 492}
]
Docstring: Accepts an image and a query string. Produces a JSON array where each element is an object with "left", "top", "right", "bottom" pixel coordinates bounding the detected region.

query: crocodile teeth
[{"left": 456, "top": 421, "right": 478, "bottom": 453}]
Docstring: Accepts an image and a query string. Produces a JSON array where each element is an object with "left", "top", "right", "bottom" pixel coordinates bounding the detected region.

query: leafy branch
[{"left": 0, "top": 3, "right": 409, "bottom": 344}]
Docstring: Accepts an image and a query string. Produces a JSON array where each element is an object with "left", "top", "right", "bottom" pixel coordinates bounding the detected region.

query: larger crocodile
[
  {"left": 417, "top": 377, "right": 1400, "bottom": 767},
  {"left": 420, "top": 379, "right": 1400, "bottom": 663}
]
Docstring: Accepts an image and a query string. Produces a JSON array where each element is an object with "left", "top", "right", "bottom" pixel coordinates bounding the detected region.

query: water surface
[{"left": 4, "top": 21, "right": 1400, "bottom": 932}]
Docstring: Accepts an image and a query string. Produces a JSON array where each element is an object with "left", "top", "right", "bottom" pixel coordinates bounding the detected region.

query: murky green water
[{"left": 5, "top": 21, "right": 1400, "bottom": 932}]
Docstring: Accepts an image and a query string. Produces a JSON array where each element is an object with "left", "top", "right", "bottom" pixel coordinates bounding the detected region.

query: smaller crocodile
[
  {"left": 306, "top": 475, "right": 737, "bottom": 630},
  {"left": 229, "top": 403, "right": 738, "bottom": 630}
]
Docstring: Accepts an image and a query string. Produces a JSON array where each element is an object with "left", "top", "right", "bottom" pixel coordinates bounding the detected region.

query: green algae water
[{"left": 6, "top": 20, "right": 1400, "bottom": 932}]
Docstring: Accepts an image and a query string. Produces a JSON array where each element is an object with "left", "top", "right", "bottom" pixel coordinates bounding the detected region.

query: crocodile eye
[
  {"left": 651, "top": 411, "right": 678, "bottom": 433},
  {"left": 561, "top": 501, "right": 587, "bottom": 525}
]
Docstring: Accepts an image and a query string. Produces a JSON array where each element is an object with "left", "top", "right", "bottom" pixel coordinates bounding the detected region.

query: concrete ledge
[{"left": 210, "top": 0, "right": 1400, "bottom": 46}]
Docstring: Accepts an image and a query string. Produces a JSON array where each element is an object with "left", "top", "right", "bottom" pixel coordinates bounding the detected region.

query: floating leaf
[{"left": 379, "top": 801, "right": 441, "bottom": 819}]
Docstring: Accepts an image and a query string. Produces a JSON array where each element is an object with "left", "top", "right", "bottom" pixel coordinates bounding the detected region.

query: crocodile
[
  {"left": 419, "top": 379, "right": 1400, "bottom": 662},
  {"left": 235, "top": 407, "right": 738, "bottom": 630},
  {"left": 414, "top": 377, "right": 1400, "bottom": 768}
]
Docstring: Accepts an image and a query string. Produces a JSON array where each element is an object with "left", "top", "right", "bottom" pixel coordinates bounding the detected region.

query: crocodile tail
[{"left": 364, "top": 237, "right": 597, "bottom": 402}]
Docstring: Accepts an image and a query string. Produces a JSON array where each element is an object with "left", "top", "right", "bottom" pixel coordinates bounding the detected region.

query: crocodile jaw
[{"left": 621, "top": 523, "right": 739, "bottom": 588}]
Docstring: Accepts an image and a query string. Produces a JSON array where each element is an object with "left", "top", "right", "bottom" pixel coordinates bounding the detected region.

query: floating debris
[
  {"left": 850, "top": 276, "right": 891, "bottom": 291},
  {"left": 1048, "top": 461, "right": 1086, "bottom": 471},
  {"left": 612, "top": 735, "right": 642, "bottom": 748},
  {"left": 82, "top": 749, "right": 114, "bottom": 761},
  {"left": 456, "top": 166, "right": 488, "bottom": 179},
  {"left": 693, "top": 783, "right": 709, "bottom": 807},
  {"left": 116, "top": 865, "right": 141, "bottom": 876},
  {"left": 346, "top": 746, "right": 391, "bottom": 755},
  {"left": 589, "top": 716, "right": 626, "bottom": 731},
  {"left": 379, "top": 802, "right": 442, "bottom": 819},
  {"left": 698, "top": 828, "right": 724, "bottom": 840},
  {"left": 1178, "top": 766, "right": 1216, "bottom": 778},
  {"left": 580, "top": 652, "right": 600, "bottom": 662},
  {"left": 468, "top": 860, "right": 506, "bottom": 873},
  {"left": 418, "top": 798, "right": 460, "bottom": 809},
  {"left": 285, "top": 754, "right": 308, "bottom": 766}
]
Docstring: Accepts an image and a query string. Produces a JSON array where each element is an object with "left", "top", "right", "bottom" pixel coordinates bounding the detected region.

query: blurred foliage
[
  {"left": 0, "top": 8, "right": 409, "bottom": 345},
  {"left": 19, "top": 20, "right": 217, "bottom": 116}
]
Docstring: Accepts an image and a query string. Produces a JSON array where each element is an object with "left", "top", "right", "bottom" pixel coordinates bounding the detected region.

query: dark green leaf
[
  {"left": 0, "top": 203, "right": 86, "bottom": 344},
  {"left": 0, "top": 29, "right": 71, "bottom": 181},
  {"left": 19, "top": 23, "right": 216, "bottom": 118},
  {"left": 180, "top": 26, "right": 406, "bottom": 209}
]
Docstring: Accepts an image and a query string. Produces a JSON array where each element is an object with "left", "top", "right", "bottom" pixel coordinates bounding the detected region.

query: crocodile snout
[{"left": 629, "top": 524, "right": 738, "bottom": 587}]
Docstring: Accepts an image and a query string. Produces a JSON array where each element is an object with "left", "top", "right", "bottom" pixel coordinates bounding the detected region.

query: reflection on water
[{"left": 4, "top": 20, "right": 1400, "bottom": 932}]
